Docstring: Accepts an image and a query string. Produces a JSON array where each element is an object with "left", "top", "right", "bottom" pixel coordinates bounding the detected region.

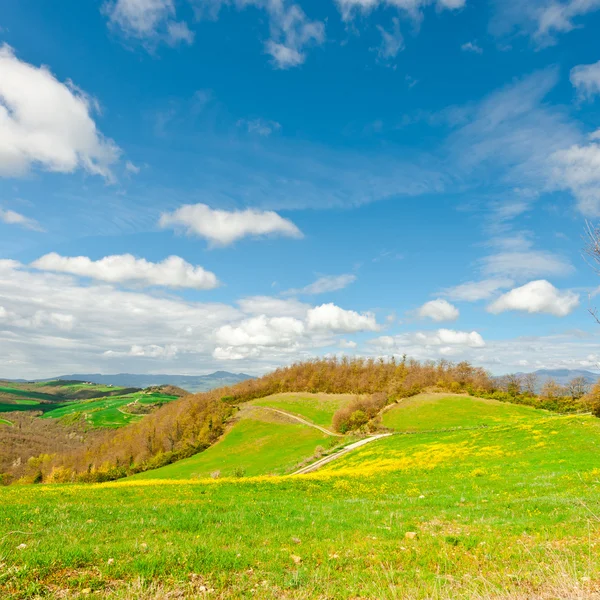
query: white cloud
[
  {"left": 336, "top": 0, "right": 465, "bottom": 20},
  {"left": 418, "top": 299, "right": 459, "bottom": 322},
  {"left": 146, "top": 0, "right": 325, "bottom": 68},
  {"left": 0, "top": 208, "right": 44, "bottom": 232},
  {"left": 551, "top": 141, "right": 600, "bottom": 216},
  {"left": 238, "top": 296, "right": 310, "bottom": 318},
  {"left": 0, "top": 44, "right": 120, "bottom": 180},
  {"left": 285, "top": 274, "right": 357, "bottom": 296},
  {"left": 480, "top": 250, "right": 573, "bottom": 279},
  {"left": 461, "top": 41, "right": 482, "bottom": 53},
  {"left": 487, "top": 280, "right": 580, "bottom": 317},
  {"left": 571, "top": 60, "right": 600, "bottom": 101},
  {"left": 237, "top": 118, "right": 281, "bottom": 137},
  {"left": 159, "top": 203, "right": 303, "bottom": 246},
  {"left": 215, "top": 315, "right": 306, "bottom": 348},
  {"left": 371, "top": 328, "right": 485, "bottom": 350},
  {"left": 339, "top": 339, "right": 358, "bottom": 349},
  {"left": 103, "top": 0, "right": 194, "bottom": 46},
  {"left": 31, "top": 253, "right": 219, "bottom": 290},
  {"left": 306, "top": 303, "right": 379, "bottom": 333},
  {"left": 491, "top": 0, "right": 600, "bottom": 46},
  {"left": 125, "top": 160, "right": 140, "bottom": 174},
  {"left": 442, "top": 278, "right": 514, "bottom": 301},
  {"left": 261, "top": 2, "right": 325, "bottom": 69},
  {"left": 376, "top": 18, "right": 404, "bottom": 59},
  {"left": 0, "top": 260, "right": 240, "bottom": 378},
  {"left": 105, "top": 344, "right": 179, "bottom": 359}
]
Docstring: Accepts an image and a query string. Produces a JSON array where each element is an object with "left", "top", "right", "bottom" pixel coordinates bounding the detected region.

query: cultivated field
[
  {"left": 0, "top": 381, "right": 179, "bottom": 429},
  {"left": 40, "top": 391, "right": 180, "bottom": 428},
  {"left": 1, "top": 395, "right": 599, "bottom": 599}
]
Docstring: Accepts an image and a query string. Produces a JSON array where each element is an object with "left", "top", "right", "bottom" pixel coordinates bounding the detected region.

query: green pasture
[
  {"left": 133, "top": 407, "right": 333, "bottom": 480},
  {"left": 250, "top": 392, "right": 356, "bottom": 428},
  {"left": 1, "top": 408, "right": 599, "bottom": 599},
  {"left": 40, "top": 391, "right": 178, "bottom": 428},
  {"left": 0, "top": 386, "right": 58, "bottom": 402},
  {"left": 381, "top": 393, "right": 550, "bottom": 432}
]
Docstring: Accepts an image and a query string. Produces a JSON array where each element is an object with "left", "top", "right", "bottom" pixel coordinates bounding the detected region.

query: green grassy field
[
  {"left": 133, "top": 407, "right": 333, "bottom": 480},
  {"left": 39, "top": 391, "right": 179, "bottom": 428},
  {"left": 0, "top": 386, "right": 59, "bottom": 402},
  {"left": 250, "top": 392, "right": 356, "bottom": 428},
  {"left": 1, "top": 397, "right": 599, "bottom": 599},
  {"left": 382, "top": 393, "right": 549, "bottom": 432}
]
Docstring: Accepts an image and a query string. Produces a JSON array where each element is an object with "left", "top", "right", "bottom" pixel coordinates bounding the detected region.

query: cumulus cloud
[
  {"left": 306, "top": 303, "right": 379, "bottom": 333},
  {"left": 0, "top": 44, "right": 120, "bottom": 180},
  {"left": 159, "top": 203, "right": 303, "bottom": 246},
  {"left": 418, "top": 299, "right": 459, "bottom": 322},
  {"left": 0, "top": 208, "right": 44, "bottom": 232},
  {"left": 31, "top": 253, "right": 219, "bottom": 290},
  {"left": 113, "top": 0, "right": 324, "bottom": 67},
  {"left": 487, "top": 280, "right": 580, "bottom": 317},
  {"left": 442, "top": 278, "right": 514, "bottom": 301},
  {"left": 103, "top": 0, "right": 194, "bottom": 46},
  {"left": 0, "top": 260, "right": 240, "bottom": 377},
  {"left": 285, "top": 274, "right": 357, "bottom": 296},
  {"left": 215, "top": 315, "right": 306, "bottom": 348},
  {"left": 371, "top": 328, "right": 485, "bottom": 351},
  {"left": 571, "top": 60, "right": 600, "bottom": 101}
]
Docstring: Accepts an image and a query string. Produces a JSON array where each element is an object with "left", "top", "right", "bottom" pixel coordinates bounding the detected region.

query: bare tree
[
  {"left": 522, "top": 372, "right": 538, "bottom": 396},
  {"left": 566, "top": 376, "right": 590, "bottom": 400},
  {"left": 540, "top": 378, "right": 565, "bottom": 400},
  {"left": 584, "top": 221, "right": 600, "bottom": 324}
]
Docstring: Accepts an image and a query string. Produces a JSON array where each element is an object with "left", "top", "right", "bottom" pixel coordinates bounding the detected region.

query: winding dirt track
[
  {"left": 260, "top": 407, "right": 342, "bottom": 436},
  {"left": 292, "top": 433, "right": 393, "bottom": 475}
]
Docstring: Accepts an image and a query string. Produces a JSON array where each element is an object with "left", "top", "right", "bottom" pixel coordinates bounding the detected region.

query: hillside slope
[
  {"left": 132, "top": 405, "right": 333, "bottom": 480},
  {"left": 1, "top": 397, "right": 599, "bottom": 599}
]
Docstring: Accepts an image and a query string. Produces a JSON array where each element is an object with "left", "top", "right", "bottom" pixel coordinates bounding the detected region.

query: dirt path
[
  {"left": 292, "top": 433, "right": 393, "bottom": 475},
  {"left": 260, "top": 407, "right": 342, "bottom": 437}
]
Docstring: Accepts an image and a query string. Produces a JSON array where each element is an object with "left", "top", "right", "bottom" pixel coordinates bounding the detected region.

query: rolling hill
[{"left": 1, "top": 390, "right": 598, "bottom": 599}]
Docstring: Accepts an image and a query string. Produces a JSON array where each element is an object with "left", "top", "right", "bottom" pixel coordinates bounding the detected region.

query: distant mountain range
[
  {"left": 515, "top": 369, "right": 599, "bottom": 387},
  {"left": 7, "top": 371, "right": 255, "bottom": 393}
]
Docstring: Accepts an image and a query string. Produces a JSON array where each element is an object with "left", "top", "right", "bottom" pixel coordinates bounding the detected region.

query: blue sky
[{"left": 2, "top": 0, "right": 600, "bottom": 378}]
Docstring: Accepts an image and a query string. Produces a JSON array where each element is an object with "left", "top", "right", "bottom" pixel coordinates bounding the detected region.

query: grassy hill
[
  {"left": 133, "top": 405, "right": 335, "bottom": 480},
  {"left": 1, "top": 392, "right": 599, "bottom": 599},
  {"left": 381, "top": 393, "right": 549, "bottom": 432},
  {"left": 249, "top": 392, "right": 356, "bottom": 429},
  {"left": 0, "top": 380, "right": 180, "bottom": 428},
  {"left": 39, "top": 390, "right": 180, "bottom": 428}
]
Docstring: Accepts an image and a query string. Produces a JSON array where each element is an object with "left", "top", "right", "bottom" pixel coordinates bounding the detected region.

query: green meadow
[
  {"left": 1, "top": 395, "right": 599, "bottom": 598},
  {"left": 381, "top": 393, "right": 549, "bottom": 432},
  {"left": 132, "top": 406, "right": 334, "bottom": 480},
  {"left": 250, "top": 392, "right": 356, "bottom": 429},
  {"left": 40, "top": 391, "right": 179, "bottom": 428}
]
